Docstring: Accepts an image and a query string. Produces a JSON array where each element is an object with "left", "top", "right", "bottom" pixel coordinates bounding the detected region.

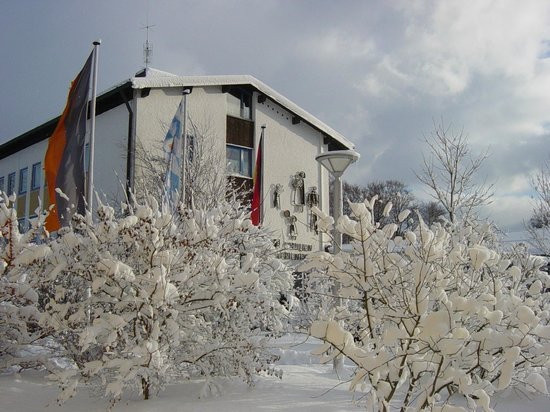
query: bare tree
[
  {"left": 184, "top": 118, "right": 227, "bottom": 210},
  {"left": 338, "top": 181, "right": 368, "bottom": 217},
  {"left": 133, "top": 139, "right": 167, "bottom": 203},
  {"left": 133, "top": 116, "right": 227, "bottom": 210},
  {"left": 418, "top": 200, "right": 446, "bottom": 225},
  {"left": 338, "top": 180, "right": 415, "bottom": 221},
  {"left": 527, "top": 160, "right": 550, "bottom": 255},
  {"left": 364, "top": 180, "right": 415, "bottom": 226},
  {"left": 416, "top": 121, "right": 493, "bottom": 223},
  {"left": 334, "top": 180, "right": 417, "bottom": 239}
]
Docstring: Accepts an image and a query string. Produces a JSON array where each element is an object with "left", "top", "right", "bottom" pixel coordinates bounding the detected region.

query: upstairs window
[
  {"left": 19, "top": 167, "right": 28, "bottom": 195},
  {"left": 227, "top": 89, "right": 252, "bottom": 120},
  {"left": 226, "top": 144, "right": 252, "bottom": 177},
  {"left": 7, "top": 172, "right": 16, "bottom": 195},
  {"left": 0, "top": 176, "right": 4, "bottom": 193},
  {"left": 31, "top": 162, "right": 41, "bottom": 191}
]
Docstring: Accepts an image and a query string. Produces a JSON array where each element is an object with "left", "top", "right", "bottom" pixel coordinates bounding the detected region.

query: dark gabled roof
[
  {"left": 0, "top": 81, "right": 133, "bottom": 160},
  {"left": 1, "top": 69, "right": 356, "bottom": 159}
]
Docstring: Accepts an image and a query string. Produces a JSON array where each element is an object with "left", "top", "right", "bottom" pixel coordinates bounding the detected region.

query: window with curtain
[{"left": 226, "top": 145, "right": 252, "bottom": 177}]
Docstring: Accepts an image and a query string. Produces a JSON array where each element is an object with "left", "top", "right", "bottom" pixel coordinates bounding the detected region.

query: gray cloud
[{"left": 1, "top": 0, "right": 550, "bottom": 230}]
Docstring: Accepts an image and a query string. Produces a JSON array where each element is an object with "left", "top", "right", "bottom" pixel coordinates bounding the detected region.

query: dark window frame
[
  {"left": 227, "top": 89, "right": 253, "bottom": 120},
  {"left": 31, "top": 162, "right": 41, "bottom": 191},
  {"left": 226, "top": 115, "right": 254, "bottom": 147},
  {"left": 19, "top": 167, "right": 28, "bottom": 195},
  {"left": 7, "top": 172, "right": 16, "bottom": 195},
  {"left": 226, "top": 144, "right": 253, "bottom": 178}
]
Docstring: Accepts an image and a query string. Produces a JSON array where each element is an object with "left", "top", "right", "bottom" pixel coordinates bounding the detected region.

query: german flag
[
  {"left": 44, "top": 52, "right": 93, "bottom": 232},
  {"left": 251, "top": 128, "right": 264, "bottom": 226}
]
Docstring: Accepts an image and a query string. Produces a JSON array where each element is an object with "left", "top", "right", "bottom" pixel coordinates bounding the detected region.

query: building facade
[{"left": 0, "top": 68, "right": 355, "bottom": 258}]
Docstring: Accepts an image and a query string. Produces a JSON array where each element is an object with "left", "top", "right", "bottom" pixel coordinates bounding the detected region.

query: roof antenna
[{"left": 142, "top": 0, "right": 155, "bottom": 71}]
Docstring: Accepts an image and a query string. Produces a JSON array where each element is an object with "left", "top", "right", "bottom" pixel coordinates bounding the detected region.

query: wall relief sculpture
[
  {"left": 306, "top": 186, "right": 319, "bottom": 233},
  {"left": 291, "top": 171, "right": 306, "bottom": 212},
  {"left": 273, "top": 184, "right": 284, "bottom": 209},
  {"left": 283, "top": 209, "right": 298, "bottom": 239}
]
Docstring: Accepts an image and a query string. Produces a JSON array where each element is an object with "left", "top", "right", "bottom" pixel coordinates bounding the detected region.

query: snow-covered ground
[{"left": 0, "top": 334, "right": 547, "bottom": 411}]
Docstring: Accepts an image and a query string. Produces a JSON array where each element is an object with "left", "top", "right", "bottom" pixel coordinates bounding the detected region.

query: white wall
[
  {"left": 1, "top": 83, "right": 335, "bottom": 258},
  {"left": 0, "top": 141, "right": 47, "bottom": 192},
  {"left": 135, "top": 86, "right": 227, "bottom": 153},
  {"left": 134, "top": 85, "right": 332, "bottom": 255},
  {"left": 0, "top": 139, "right": 48, "bottom": 220},
  {"left": 134, "top": 86, "right": 228, "bottom": 183},
  {"left": 90, "top": 101, "right": 132, "bottom": 204},
  {"left": 254, "top": 93, "right": 330, "bottom": 254},
  {"left": 0, "top": 98, "right": 132, "bottom": 219}
]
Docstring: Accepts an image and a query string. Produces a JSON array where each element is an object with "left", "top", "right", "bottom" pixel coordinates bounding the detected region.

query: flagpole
[
  {"left": 260, "top": 125, "right": 266, "bottom": 224},
  {"left": 180, "top": 88, "right": 191, "bottom": 206},
  {"left": 86, "top": 40, "right": 101, "bottom": 214}
]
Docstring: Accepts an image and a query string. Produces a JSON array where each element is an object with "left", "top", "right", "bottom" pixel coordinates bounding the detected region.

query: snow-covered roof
[
  {"left": 136, "top": 67, "right": 179, "bottom": 78},
  {"left": 0, "top": 67, "right": 354, "bottom": 158},
  {"left": 131, "top": 68, "right": 354, "bottom": 150}
]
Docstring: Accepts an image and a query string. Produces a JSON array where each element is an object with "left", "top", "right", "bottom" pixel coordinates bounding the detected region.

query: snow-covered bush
[
  {"left": 302, "top": 199, "right": 550, "bottom": 411},
  {"left": 35, "top": 197, "right": 292, "bottom": 403},
  {"left": 0, "top": 193, "right": 49, "bottom": 370}
]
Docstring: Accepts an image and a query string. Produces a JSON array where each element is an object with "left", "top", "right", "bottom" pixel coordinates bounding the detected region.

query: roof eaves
[
  {"left": 0, "top": 81, "right": 133, "bottom": 160},
  {"left": 131, "top": 74, "right": 355, "bottom": 150}
]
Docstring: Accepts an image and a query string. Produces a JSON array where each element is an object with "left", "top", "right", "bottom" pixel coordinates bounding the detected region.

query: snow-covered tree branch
[
  {"left": 33, "top": 198, "right": 293, "bottom": 403},
  {"left": 1, "top": 190, "right": 293, "bottom": 404},
  {"left": 302, "top": 198, "right": 549, "bottom": 411},
  {"left": 1, "top": 193, "right": 50, "bottom": 371}
]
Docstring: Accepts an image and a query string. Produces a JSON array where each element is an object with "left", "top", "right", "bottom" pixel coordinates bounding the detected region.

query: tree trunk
[{"left": 141, "top": 377, "right": 150, "bottom": 400}]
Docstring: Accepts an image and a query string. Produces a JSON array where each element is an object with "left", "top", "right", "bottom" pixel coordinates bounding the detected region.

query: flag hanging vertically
[
  {"left": 251, "top": 128, "right": 264, "bottom": 226},
  {"left": 44, "top": 51, "right": 93, "bottom": 232},
  {"left": 163, "top": 97, "right": 186, "bottom": 208}
]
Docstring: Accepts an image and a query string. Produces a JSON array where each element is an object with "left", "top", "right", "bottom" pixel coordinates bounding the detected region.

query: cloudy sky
[{"left": 2, "top": 0, "right": 550, "bottom": 230}]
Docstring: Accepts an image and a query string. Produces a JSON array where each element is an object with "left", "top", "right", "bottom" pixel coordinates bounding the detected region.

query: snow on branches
[
  {"left": 0, "top": 193, "right": 49, "bottom": 371},
  {"left": 2, "top": 193, "right": 293, "bottom": 404},
  {"left": 303, "top": 200, "right": 550, "bottom": 411}
]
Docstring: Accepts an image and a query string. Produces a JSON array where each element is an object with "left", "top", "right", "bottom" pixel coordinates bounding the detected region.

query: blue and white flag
[{"left": 164, "top": 97, "right": 185, "bottom": 206}]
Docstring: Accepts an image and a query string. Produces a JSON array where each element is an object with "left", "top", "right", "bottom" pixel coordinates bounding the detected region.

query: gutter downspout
[{"left": 120, "top": 89, "right": 135, "bottom": 202}]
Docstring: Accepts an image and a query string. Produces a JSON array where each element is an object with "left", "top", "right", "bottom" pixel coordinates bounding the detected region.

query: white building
[{"left": 0, "top": 68, "right": 355, "bottom": 258}]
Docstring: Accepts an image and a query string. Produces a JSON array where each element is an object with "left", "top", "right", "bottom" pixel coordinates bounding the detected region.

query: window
[
  {"left": 227, "top": 89, "right": 252, "bottom": 120},
  {"left": 31, "top": 162, "right": 41, "bottom": 191},
  {"left": 7, "top": 172, "right": 15, "bottom": 195},
  {"left": 226, "top": 145, "right": 252, "bottom": 177},
  {"left": 18, "top": 218, "right": 26, "bottom": 233},
  {"left": 19, "top": 167, "right": 28, "bottom": 194},
  {"left": 0, "top": 176, "right": 4, "bottom": 193},
  {"left": 226, "top": 116, "right": 254, "bottom": 147}
]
